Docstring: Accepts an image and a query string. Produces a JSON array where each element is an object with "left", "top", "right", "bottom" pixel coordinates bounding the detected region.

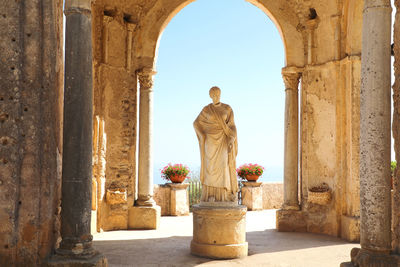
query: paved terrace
[{"left": 93, "top": 210, "right": 359, "bottom": 267}]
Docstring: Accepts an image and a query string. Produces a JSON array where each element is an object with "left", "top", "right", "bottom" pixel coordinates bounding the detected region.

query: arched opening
[{"left": 152, "top": 0, "right": 287, "bottom": 212}]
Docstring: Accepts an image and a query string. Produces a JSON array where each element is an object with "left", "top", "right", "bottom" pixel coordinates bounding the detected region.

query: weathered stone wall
[
  {"left": 92, "top": 2, "right": 138, "bottom": 231},
  {"left": 393, "top": 0, "right": 400, "bottom": 254},
  {"left": 0, "top": 0, "right": 63, "bottom": 265},
  {"left": 261, "top": 183, "right": 283, "bottom": 209}
]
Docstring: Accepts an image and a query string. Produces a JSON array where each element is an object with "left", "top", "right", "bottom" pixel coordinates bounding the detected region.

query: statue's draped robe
[{"left": 194, "top": 103, "right": 238, "bottom": 202}]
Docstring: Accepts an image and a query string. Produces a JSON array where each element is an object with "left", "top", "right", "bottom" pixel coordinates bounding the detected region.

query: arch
[{"left": 133, "top": 0, "right": 305, "bottom": 70}]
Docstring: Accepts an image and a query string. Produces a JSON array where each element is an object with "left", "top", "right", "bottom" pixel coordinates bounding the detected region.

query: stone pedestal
[
  {"left": 276, "top": 209, "right": 306, "bottom": 232},
  {"left": 46, "top": 253, "right": 108, "bottom": 267},
  {"left": 241, "top": 182, "right": 263, "bottom": 211},
  {"left": 128, "top": 205, "right": 161, "bottom": 229},
  {"left": 191, "top": 204, "right": 248, "bottom": 259},
  {"left": 168, "top": 183, "right": 189, "bottom": 216}
]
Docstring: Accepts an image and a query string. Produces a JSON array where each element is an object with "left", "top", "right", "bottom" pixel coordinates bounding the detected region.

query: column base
[
  {"left": 128, "top": 205, "right": 161, "bottom": 229},
  {"left": 340, "top": 248, "right": 400, "bottom": 267},
  {"left": 46, "top": 251, "right": 108, "bottom": 267},
  {"left": 191, "top": 204, "right": 248, "bottom": 259},
  {"left": 276, "top": 208, "right": 306, "bottom": 232}
]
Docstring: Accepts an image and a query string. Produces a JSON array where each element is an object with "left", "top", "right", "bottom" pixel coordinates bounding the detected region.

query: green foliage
[
  {"left": 391, "top": 161, "right": 397, "bottom": 177},
  {"left": 236, "top": 163, "right": 264, "bottom": 179},
  {"left": 161, "top": 163, "right": 190, "bottom": 181}
]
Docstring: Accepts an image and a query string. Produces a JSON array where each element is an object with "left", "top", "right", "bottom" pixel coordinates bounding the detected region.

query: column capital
[
  {"left": 65, "top": 0, "right": 92, "bottom": 15},
  {"left": 281, "top": 67, "right": 301, "bottom": 91},
  {"left": 137, "top": 68, "right": 157, "bottom": 91}
]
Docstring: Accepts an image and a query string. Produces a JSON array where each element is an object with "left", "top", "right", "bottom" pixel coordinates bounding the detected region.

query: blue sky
[{"left": 153, "top": 0, "right": 285, "bottom": 183}]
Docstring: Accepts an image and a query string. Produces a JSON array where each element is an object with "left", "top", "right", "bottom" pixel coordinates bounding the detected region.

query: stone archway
[{"left": 130, "top": 0, "right": 306, "bottom": 229}]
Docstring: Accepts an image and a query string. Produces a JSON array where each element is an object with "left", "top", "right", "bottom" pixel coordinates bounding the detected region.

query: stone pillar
[
  {"left": 168, "top": 183, "right": 190, "bottom": 216},
  {"left": 128, "top": 68, "right": 161, "bottom": 229},
  {"left": 48, "top": 1, "right": 107, "bottom": 266},
  {"left": 241, "top": 182, "right": 263, "bottom": 211},
  {"left": 282, "top": 67, "right": 301, "bottom": 211},
  {"left": 136, "top": 68, "right": 156, "bottom": 207},
  {"left": 276, "top": 67, "right": 305, "bottom": 233},
  {"left": 342, "top": 0, "right": 400, "bottom": 266}
]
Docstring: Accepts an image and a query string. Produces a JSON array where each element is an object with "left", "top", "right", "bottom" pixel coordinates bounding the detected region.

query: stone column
[
  {"left": 342, "top": 0, "right": 399, "bottom": 266},
  {"left": 48, "top": 0, "right": 107, "bottom": 266},
  {"left": 282, "top": 67, "right": 301, "bottom": 211},
  {"left": 136, "top": 68, "right": 156, "bottom": 207},
  {"left": 128, "top": 68, "right": 161, "bottom": 229},
  {"left": 276, "top": 67, "right": 306, "bottom": 233}
]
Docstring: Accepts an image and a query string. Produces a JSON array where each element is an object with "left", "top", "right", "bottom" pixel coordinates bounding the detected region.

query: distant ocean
[{"left": 153, "top": 163, "right": 283, "bottom": 185}]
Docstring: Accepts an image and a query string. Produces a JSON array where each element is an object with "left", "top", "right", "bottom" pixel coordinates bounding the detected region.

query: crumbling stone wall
[
  {"left": 0, "top": 0, "right": 63, "bottom": 265},
  {"left": 92, "top": 1, "right": 138, "bottom": 231},
  {"left": 392, "top": 0, "right": 400, "bottom": 254}
]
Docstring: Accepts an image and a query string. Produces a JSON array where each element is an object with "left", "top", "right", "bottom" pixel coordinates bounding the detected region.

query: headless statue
[{"left": 193, "top": 86, "right": 238, "bottom": 203}]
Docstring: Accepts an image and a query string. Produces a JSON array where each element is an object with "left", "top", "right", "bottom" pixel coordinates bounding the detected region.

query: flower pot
[
  {"left": 169, "top": 175, "right": 186, "bottom": 183},
  {"left": 245, "top": 174, "right": 260, "bottom": 182}
]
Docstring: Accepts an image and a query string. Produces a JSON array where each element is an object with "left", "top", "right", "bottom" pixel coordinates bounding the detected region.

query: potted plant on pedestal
[
  {"left": 237, "top": 163, "right": 264, "bottom": 182},
  {"left": 161, "top": 163, "right": 190, "bottom": 183}
]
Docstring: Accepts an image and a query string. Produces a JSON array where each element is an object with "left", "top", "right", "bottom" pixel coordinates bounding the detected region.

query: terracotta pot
[
  {"left": 169, "top": 175, "right": 186, "bottom": 183},
  {"left": 245, "top": 174, "right": 260, "bottom": 182}
]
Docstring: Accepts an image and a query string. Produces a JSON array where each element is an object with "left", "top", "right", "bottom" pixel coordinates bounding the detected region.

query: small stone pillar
[
  {"left": 341, "top": 0, "right": 400, "bottom": 266},
  {"left": 47, "top": 1, "right": 107, "bottom": 266},
  {"left": 168, "top": 183, "right": 189, "bottom": 216},
  {"left": 281, "top": 67, "right": 301, "bottom": 211},
  {"left": 241, "top": 182, "right": 263, "bottom": 211},
  {"left": 191, "top": 204, "right": 248, "bottom": 259},
  {"left": 128, "top": 68, "right": 161, "bottom": 229},
  {"left": 276, "top": 67, "right": 305, "bottom": 233}
]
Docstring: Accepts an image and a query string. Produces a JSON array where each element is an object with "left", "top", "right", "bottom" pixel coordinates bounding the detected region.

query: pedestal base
[
  {"left": 128, "top": 205, "right": 161, "bottom": 229},
  {"left": 340, "top": 248, "right": 400, "bottom": 267},
  {"left": 191, "top": 240, "right": 248, "bottom": 259},
  {"left": 276, "top": 209, "right": 306, "bottom": 232},
  {"left": 191, "top": 204, "right": 248, "bottom": 259},
  {"left": 242, "top": 182, "right": 263, "bottom": 211},
  {"left": 46, "top": 252, "right": 108, "bottom": 267},
  {"left": 168, "top": 183, "right": 190, "bottom": 216}
]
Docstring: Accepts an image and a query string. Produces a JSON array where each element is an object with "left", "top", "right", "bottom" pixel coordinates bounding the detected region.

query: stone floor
[{"left": 93, "top": 209, "right": 359, "bottom": 267}]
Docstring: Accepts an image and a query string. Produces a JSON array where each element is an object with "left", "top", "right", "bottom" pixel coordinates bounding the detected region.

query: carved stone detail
[{"left": 137, "top": 68, "right": 156, "bottom": 91}]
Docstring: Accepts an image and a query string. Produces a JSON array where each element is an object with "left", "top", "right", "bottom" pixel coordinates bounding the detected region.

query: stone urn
[
  {"left": 244, "top": 174, "right": 260, "bottom": 182},
  {"left": 169, "top": 175, "right": 187, "bottom": 183}
]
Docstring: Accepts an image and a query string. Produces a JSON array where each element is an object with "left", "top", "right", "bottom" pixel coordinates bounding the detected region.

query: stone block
[
  {"left": 242, "top": 182, "right": 263, "bottom": 211},
  {"left": 46, "top": 252, "right": 108, "bottom": 267},
  {"left": 128, "top": 205, "right": 161, "bottom": 229},
  {"left": 153, "top": 185, "right": 171, "bottom": 216},
  {"left": 341, "top": 215, "right": 360, "bottom": 242},
  {"left": 276, "top": 209, "right": 307, "bottom": 232},
  {"left": 191, "top": 204, "right": 248, "bottom": 259},
  {"left": 168, "top": 183, "right": 189, "bottom": 216}
]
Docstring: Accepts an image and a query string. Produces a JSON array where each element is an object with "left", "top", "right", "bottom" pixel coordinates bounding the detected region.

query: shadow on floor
[
  {"left": 94, "top": 229, "right": 356, "bottom": 266},
  {"left": 247, "top": 229, "right": 356, "bottom": 255},
  {"left": 94, "top": 236, "right": 210, "bottom": 267}
]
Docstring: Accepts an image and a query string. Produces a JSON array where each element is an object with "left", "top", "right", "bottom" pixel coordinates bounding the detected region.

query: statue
[{"left": 193, "top": 86, "right": 238, "bottom": 203}]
